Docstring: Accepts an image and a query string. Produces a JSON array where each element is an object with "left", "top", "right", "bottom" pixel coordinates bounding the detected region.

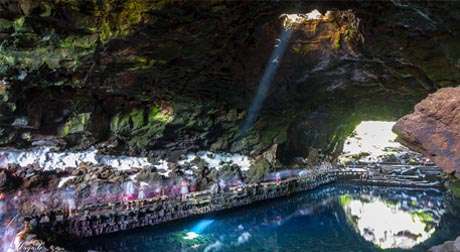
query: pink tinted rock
[{"left": 393, "top": 87, "right": 460, "bottom": 175}]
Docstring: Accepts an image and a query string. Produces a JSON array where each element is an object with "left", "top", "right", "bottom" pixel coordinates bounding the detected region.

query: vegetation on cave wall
[
  {"left": 0, "top": 0, "right": 459, "bottom": 167},
  {"left": 0, "top": 0, "right": 164, "bottom": 80},
  {"left": 0, "top": 0, "right": 178, "bottom": 150}
]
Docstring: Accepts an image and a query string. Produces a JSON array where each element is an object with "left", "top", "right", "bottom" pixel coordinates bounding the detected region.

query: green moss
[
  {"left": 339, "top": 195, "right": 352, "bottom": 206},
  {"left": 247, "top": 158, "right": 271, "bottom": 183},
  {"left": 292, "top": 44, "right": 315, "bottom": 55},
  {"left": 59, "top": 113, "right": 91, "bottom": 136},
  {"left": 260, "top": 127, "right": 282, "bottom": 145},
  {"left": 0, "top": 19, "right": 13, "bottom": 31},
  {"left": 0, "top": 33, "right": 97, "bottom": 76},
  {"left": 110, "top": 105, "right": 173, "bottom": 149},
  {"left": 450, "top": 180, "right": 460, "bottom": 198},
  {"left": 97, "top": 0, "right": 155, "bottom": 42},
  {"left": 148, "top": 106, "right": 173, "bottom": 124},
  {"left": 13, "top": 17, "right": 26, "bottom": 32},
  {"left": 0, "top": 128, "right": 16, "bottom": 145},
  {"left": 332, "top": 34, "right": 341, "bottom": 49},
  {"left": 344, "top": 27, "right": 358, "bottom": 42},
  {"left": 411, "top": 211, "right": 434, "bottom": 224},
  {"left": 0, "top": 0, "right": 168, "bottom": 77},
  {"left": 383, "top": 199, "right": 398, "bottom": 208},
  {"left": 350, "top": 152, "right": 370, "bottom": 160},
  {"left": 59, "top": 35, "right": 98, "bottom": 50},
  {"left": 130, "top": 109, "right": 145, "bottom": 130},
  {"left": 126, "top": 55, "right": 154, "bottom": 70},
  {"left": 110, "top": 113, "right": 128, "bottom": 134}
]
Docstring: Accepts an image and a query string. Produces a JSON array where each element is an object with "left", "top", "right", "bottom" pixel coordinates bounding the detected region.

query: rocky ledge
[
  {"left": 29, "top": 169, "right": 355, "bottom": 239},
  {"left": 393, "top": 87, "right": 460, "bottom": 176}
]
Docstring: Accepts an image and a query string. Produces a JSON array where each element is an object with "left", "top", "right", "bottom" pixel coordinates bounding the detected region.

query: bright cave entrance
[{"left": 339, "top": 121, "right": 429, "bottom": 165}]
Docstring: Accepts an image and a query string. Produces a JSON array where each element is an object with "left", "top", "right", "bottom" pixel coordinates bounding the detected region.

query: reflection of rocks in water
[
  {"left": 396, "top": 230, "right": 422, "bottom": 241},
  {"left": 76, "top": 184, "right": 453, "bottom": 252},
  {"left": 426, "top": 196, "right": 460, "bottom": 252},
  {"left": 340, "top": 191, "right": 443, "bottom": 249}
]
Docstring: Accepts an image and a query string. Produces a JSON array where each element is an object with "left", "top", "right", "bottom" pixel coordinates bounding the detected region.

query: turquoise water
[{"left": 77, "top": 184, "right": 460, "bottom": 252}]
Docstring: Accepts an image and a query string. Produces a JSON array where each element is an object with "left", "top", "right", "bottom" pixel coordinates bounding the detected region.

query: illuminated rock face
[
  {"left": 280, "top": 10, "right": 325, "bottom": 28},
  {"left": 393, "top": 87, "right": 460, "bottom": 175},
  {"left": 341, "top": 195, "right": 439, "bottom": 249}
]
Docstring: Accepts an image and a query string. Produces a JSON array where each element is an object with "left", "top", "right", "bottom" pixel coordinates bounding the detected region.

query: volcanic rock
[
  {"left": 429, "top": 236, "right": 460, "bottom": 252},
  {"left": 393, "top": 88, "right": 460, "bottom": 175},
  {"left": 0, "top": 168, "right": 20, "bottom": 192},
  {"left": 1, "top": 1, "right": 459, "bottom": 164}
]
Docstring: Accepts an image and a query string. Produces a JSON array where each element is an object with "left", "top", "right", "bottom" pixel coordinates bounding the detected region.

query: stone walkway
[{"left": 30, "top": 169, "right": 367, "bottom": 238}]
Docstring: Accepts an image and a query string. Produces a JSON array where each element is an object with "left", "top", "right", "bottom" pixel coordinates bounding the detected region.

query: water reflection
[
  {"left": 77, "top": 185, "right": 459, "bottom": 252},
  {"left": 341, "top": 194, "right": 441, "bottom": 249}
]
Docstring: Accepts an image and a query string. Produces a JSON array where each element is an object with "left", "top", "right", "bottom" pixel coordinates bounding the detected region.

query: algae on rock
[{"left": 59, "top": 113, "right": 91, "bottom": 136}]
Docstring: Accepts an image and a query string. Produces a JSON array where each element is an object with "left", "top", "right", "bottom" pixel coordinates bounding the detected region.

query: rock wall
[
  {"left": 393, "top": 87, "right": 460, "bottom": 176},
  {"left": 30, "top": 170, "right": 366, "bottom": 239},
  {"left": 1, "top": 1, "right": 460, "bottom": 165}
]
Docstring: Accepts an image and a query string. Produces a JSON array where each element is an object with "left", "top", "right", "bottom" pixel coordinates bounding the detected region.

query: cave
[{"left": 0, "top": 1, "right": 460, "bottom": 251}]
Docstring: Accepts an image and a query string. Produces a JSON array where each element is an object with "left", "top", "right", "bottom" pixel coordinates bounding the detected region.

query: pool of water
[{"left": 76, "top": 184, "right": 460, "bottom": 252}]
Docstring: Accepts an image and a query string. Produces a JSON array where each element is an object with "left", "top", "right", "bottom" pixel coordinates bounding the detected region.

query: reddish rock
[{"left": 393, "top": 87, "right": 460, "bottom": 175}]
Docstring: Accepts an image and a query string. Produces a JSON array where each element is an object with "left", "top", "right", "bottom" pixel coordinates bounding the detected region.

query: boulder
[
  {"left": 0, "top": 168, "right": 20, "bottom": 192},
  {"left": 429, "top": 236, "right": 460, "bottom": 252},
  {"left": 393, "top": 88, "right": 460, "bottom": 175}
]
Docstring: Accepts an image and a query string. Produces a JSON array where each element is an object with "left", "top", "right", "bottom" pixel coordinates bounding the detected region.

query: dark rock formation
[
  {"left": 0, "top": 168, "right": 19, "bottom": 191},
  {"left": 429, "top": 236, "right": 460, "bottom": 252},
  {"left": 0, "top": 1, "right": 459, "bottom": 165},
  {"left": 393, "top": 88, "right": 460, "bottom": 175}
]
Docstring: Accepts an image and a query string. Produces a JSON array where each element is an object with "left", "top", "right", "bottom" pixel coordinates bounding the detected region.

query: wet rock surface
[{"left": 393, "top": 87, "right": 460, "bottom": 176}]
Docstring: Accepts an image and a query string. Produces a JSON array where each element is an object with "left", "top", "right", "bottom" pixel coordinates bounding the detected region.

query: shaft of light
[
  {"left": 240, "top": 28, "right": 293, "bottom": 135},
  {"left": 191, "top": 219, "right": 215, "bottom": 233}
]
